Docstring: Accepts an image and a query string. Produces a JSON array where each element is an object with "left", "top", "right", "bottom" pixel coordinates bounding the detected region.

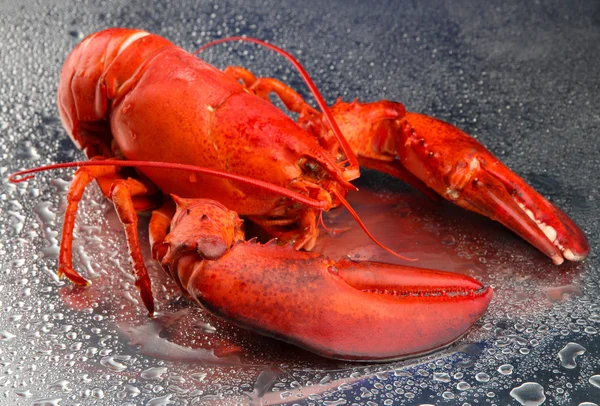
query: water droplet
[
  {"left": 146, "top": 394, "right": 175, "bottom": 406},
  {"left": 14, "top": 389, "right": 33, "bottom": 398},
  {"left": 100, "top": 356, "right": 128, "bottom": 372},
  {"left": 441, "top": 391, "right": 455, "bottom": 399},
  {"left": 191, "top": 372, "right": 207, "bottom": 382},
  {"left": 0, "top": 330, "right": 16, "bottom": 341},
  {"left": 123, "top": 319, "right": 241, "bottom": 364},
  {"left": 125, "top": 384, "right": 141, "bottom": 397},
  {"left": 433, "top": 372, "right": 450, "bottom": 382},
  {"left": 589, "top": 375, "right": 600, "bottom": 388},
  {"left": 141, "top": 366, "right": 168, "bottom": 380},
  {"left": 48, "top": 379, "right": 70, "bottom": 392},
  {"left": 547, "top": 284, "right": 582, "bottom": 302},
  {"left": 32, "top": 397, "right": 62, "bottom": 406},
  {"left": 194, "top": 321, "right": 216, "bottom": 333},
  {"left": 91, "top": 388, "right": 104, "bottom": 399},
  {"left": 34, "top": 201, "right": 56, "bottom": 225},
  {"left": 510, "top": 382, "right": 546, "bottom": 406},
  {"left": 319, "top": 375, "right": 332, "bottom": 385},
  {"left": 475, "top": 372, "right": 490, "bottom": 382},
  {"left": 558, "top": 342, "right": 586, "bottom": 369},
  {"left": 457, "top": 381, "right": 471, "bottom": 391},
  {"left": 498, "top": 364, "right": 514, "bottom": 375}
]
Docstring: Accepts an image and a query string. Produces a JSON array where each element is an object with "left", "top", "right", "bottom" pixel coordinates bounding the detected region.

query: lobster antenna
[
  {"left": 318, "top": 211, "right": 333, "bottom": 233},
  {"left": 8, "top": 160, "right": 327, "bottom": 210},
  {"left": 195, "top": 37, "right": 360, "bottom": 179},
  {"left": 331, "top": 189, "right": 417, "bottom": 262}
]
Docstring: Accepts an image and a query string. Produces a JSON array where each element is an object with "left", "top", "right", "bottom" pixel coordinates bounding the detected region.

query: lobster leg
[
  {"left": 154, "top": 196, "right": 492, "bottom": 361},
  {"left": 110, "top": 180, "right": 155, "bottom": 314},
  {"left": 224, "top": 66, "right": 320, "bottom": 116},
  {"left": 58, "top": 162, "right": 156, "bottom": 314},
  {"left": 148, "top": 198, "right": 191, "bottom": 296},
  {"left": 58, "top": 164, "right": 117, "bottom": 286},
  {"left": 249, "top": 208, "right": 320, "bottom": 251},
  {"left": 148, "top": 200, "right": 175, "bottom": 263},
  {"left": 328, "top": 101, "right": 590, "bottom": 264},
  {"left": 223, "top": 66, "right": 340, "bottom": 153}
]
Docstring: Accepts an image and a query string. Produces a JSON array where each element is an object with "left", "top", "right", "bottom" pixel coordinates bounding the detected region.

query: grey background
[{"left": 0, "top": 0, "right": 599, "bottom": 404}]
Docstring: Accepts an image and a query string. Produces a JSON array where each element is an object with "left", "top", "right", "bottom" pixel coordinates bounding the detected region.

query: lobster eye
[
  {"left": 300, "top": 158, "right": 320, "bottom": 173},
  {"left": 306, "top": 162, "right": 319, "bottom": 172}
]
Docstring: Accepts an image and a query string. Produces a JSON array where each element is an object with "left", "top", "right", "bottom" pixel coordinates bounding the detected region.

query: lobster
[{"left": 10, "top": 28, "right": 589, "bottom": 361}]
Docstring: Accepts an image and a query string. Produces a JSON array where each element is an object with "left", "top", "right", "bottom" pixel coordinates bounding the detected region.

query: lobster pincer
[
  {"left": 311, "top": 101, "right": 591, "bottom": 265},
  {"left": 150, "top": 196, "right": 493, "bottom": 361}
]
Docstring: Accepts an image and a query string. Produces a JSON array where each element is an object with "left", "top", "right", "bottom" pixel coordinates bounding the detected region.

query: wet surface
[{"left": 1, "top": 0, "right": 599, "bottom": 404}]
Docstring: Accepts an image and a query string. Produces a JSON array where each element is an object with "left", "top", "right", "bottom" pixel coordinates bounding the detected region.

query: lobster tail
[{"left": 57, "top": 28, "right": 171, "bottom": 155}]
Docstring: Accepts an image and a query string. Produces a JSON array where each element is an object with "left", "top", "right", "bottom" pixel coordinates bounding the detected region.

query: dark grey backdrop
[{"left": 1, "top": 0, "right": 599, "bottom": 404}]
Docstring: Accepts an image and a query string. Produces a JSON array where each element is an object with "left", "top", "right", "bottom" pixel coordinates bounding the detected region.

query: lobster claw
[
  {"left": 398, "top": 112, "right": 590, "bottom": 265},
  {"left": 154, "top": 196, "right": 492, "bottom": 361},
  {"left": 327, "top": 101, "right": 589, "bottom": 264},
  {"left": 186, "top": 243, "right": 492, "bottom": 361}
]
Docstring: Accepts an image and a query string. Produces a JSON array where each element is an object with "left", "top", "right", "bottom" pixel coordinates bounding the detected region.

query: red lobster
[{"left": 11, "top": 28, "right": 589, "bottom": 361}]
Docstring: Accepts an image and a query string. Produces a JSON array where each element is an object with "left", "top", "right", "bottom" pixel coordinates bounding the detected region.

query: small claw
[
  {"left": 185, "top": 242, "right": 492, "bottom": 361},
  {"left": 399, "top": 112, "right": 590, "bottom": 263}
]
